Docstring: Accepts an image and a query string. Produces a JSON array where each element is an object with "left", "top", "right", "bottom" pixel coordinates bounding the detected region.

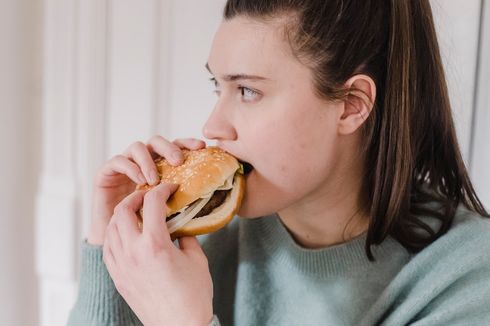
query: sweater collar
[{"left": 242, "top": 213, "right": 405, "bottom": 278}]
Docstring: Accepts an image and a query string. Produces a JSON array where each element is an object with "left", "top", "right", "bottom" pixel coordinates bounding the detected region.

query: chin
[
  {"left": 236, "top": 171, "right": 281, "bottom": 219},
  {"left": 236, "top": 179, "right": 262, "bottom": 218},
  {"left": 237, "top": 202, "right": 264, "bottom": 218}
]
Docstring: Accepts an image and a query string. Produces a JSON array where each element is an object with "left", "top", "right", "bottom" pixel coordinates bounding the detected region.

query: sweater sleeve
[
  {"left": 406, "top": 214, "right": 490, "bottom": 326},
  {"left": 408, "top": 266, "right": 490, "bottom": 325},
  {"left": 67, "top": 240, "right": 143, "bottom": 326}
]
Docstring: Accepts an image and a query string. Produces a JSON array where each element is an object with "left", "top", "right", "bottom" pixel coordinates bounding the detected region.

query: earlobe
[{"left": 337, "top": 75, "right": 376, "bottom": 135}]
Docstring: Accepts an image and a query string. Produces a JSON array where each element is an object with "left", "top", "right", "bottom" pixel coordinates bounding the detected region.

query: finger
[
  {"left": 178, "top": 236, "right": 204, "bottom": 253},
  {"left": 142, "top": 183, "right": 179, "bottom": 242},
  {"left": 115, "top": 205, "right": 140, "bottom": 243},
  {"left": 113, "top": 189, "right": 147, "bottom": 241},
  {"left": 99, "top": 155, "right": 147, "bottom": 186},
  {"left": 146, "top": 135, "right": 184, "bottom": 166},
  {"left": 123, "top": 141, "right": 161, "bottom": 186},
  {"left": 172, "top": 138, "right": 206, "bottom": 150}
]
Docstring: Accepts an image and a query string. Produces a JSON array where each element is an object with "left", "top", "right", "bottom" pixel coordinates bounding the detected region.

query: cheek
[
  {"left": 258, "top": 126, "right": 332, "bottom": 192},
  {"left": 240, "top": 96, "right": 337, "bottom": 175},
  {"left": 274, "top": 152, "right": 324, "bottom": 189},
  {"left": 280, "top": 111, "right": 337, "bottom": 176},
  {"left": 236, "top": 106, "right": 340, "bottom": 217}
]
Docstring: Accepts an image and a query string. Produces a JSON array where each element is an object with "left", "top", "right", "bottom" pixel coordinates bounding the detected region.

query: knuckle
[
  {"left": 143, "top": 237, "right": 167, "bottom": 257},
  {"left": 144, "top": 189, "right": 162, "bottom": 202},
  {"left": 170, "top": 143, "right": 181, "bottom": 152},
  {"left": 125, "top": 249, "right": 139, "bottom": 267},
  {"left": 112, "top": 154, "right": 125, "bottom": 161},
  {"left": 114, "top": 203, "right": 132, "bottom": 216},
  {"left": 147, "top": 134, "right": 165, "bottom": 145},
  {"left": 167, "top": 140, "right": 181, "bottom": 150},
  {"left": 131, "top": 141, "right": 146, "bottom": 150},
  {"left": 150, "top": 241, "right": 166, "bottom": 256}
]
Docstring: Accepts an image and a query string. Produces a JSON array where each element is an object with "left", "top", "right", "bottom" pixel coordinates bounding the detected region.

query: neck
[{"left": 277, "top": 151, "right": 369, "bottom": 249}]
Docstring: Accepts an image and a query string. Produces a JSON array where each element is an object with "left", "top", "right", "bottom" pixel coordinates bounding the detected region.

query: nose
[{"left": 202, "top": 101, "right": 237, "bottom": 141}]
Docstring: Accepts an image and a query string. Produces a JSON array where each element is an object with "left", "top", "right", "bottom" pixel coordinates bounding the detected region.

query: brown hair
[{"left": 223, "top": 0, "right": 489, "bottom": 260}]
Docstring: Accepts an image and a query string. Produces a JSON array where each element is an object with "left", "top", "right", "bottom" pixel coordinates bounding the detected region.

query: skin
[
  {"left": 91, "top": 15, "right": 376, "bottom": 325},
  {"left": 203, "top": 16, "right": 376, "bottom": 248}
]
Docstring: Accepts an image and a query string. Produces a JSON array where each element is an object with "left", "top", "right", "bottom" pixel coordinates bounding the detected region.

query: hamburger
[{"left": 136, "top": 146, "right": 246, "bottom": 238}]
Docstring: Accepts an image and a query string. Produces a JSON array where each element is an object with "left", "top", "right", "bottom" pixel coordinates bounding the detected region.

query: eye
[{"left": 239, "top": 86, "right": 261, "bottom": 102}]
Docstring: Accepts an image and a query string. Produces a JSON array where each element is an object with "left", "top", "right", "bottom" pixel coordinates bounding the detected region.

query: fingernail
[
  {"left": 150, "top": 170, "right": 160, "bottom": 184},
  {"left": 171, "top": 151, "right": 183, "bottom": 163}
]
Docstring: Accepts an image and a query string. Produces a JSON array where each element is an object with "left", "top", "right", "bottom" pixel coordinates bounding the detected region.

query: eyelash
[{"left": 209, "top": 77, "right": 261, "bottom": 102}]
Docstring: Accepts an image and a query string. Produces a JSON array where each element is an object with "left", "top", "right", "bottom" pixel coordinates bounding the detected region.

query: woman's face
[{"left": 203, "top": 16, "right": 345, "bottom": 218}]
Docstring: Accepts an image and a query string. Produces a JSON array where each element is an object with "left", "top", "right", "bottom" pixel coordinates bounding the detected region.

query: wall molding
[
  {"left": 36, "top": 0, "right": 109, "bottom": 325},
  {"left": 470, "top": 0, "right": 490, "bottom": 207}
]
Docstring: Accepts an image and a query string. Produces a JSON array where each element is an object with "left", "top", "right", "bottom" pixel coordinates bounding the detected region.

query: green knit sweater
[{"left": 68, "top": 204, "right": 490, "bottom": 325}]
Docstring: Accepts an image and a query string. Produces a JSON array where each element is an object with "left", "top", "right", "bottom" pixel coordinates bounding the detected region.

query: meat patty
[
  {"left": 165, "top": 190, "right": 230, "bottom": 221},
  {"left": 194, "top": 190, "right": 229, "bottom": 218}
]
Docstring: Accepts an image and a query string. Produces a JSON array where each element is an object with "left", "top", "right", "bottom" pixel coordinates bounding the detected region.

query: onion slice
[
  {"left": 166, "top": 173, "right": 235, "bottom": 234},
  {"left": 166, "top": 195, "right": 212, "bottom": 234}
]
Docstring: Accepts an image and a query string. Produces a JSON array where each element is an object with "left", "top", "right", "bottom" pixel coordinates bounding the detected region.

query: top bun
[{"left": 137, "top": 146, "right": 240, "bottom": 217}]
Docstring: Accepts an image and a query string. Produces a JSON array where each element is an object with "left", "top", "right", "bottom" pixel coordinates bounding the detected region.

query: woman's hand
[
  {"left": 88, "top": 136, "right": 206, "bottom": 245},
  {"left": 103, "top": 182, "right": 214, "bottom": 326}
]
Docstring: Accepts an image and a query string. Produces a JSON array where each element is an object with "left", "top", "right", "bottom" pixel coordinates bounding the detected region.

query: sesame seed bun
[{"left": 136, "top": 146, "right": 245, "bottom": 237}]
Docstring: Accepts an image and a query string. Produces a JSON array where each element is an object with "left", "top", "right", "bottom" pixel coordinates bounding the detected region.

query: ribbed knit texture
[
  {"left": 67, "top": 242, "right": 143, "bottom": 326},
  {"left": 68, "top": 204, "right": 490, "bottom": 325}
]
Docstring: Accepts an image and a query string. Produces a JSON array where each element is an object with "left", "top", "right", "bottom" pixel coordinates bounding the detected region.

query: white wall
[
  {"left": 0, "top": 1, "right": 487, "bottom": 325},
  {"left": 34, "top": 1, "right": 223, "bottom": 324},
  {"left": 0, "top": 0, "right": 42, "bottom": 325},
  {"left": 432, "top": 0, "right": 490, "bottom": 206},
  {"left": 431, "top": 0, "right": 482, "bottom": 162},
  {"left": 470, "top": 1, "right": 490, "bottom": 206},
  {"left": 105, "top": 0, "right": 225, "bottom": 158}
]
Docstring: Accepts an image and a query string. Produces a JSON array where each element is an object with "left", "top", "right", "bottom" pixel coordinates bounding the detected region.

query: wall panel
[{"left": 36, "top": 1, "right": 489, "bottom": 325}]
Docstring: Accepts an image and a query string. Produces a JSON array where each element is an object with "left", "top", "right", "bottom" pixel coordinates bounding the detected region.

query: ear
[{"left": 337, "top": 74, "right": 376, "bottom": 135}]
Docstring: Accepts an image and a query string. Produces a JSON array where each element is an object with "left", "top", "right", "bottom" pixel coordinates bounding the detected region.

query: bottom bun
[{"left": 170, "top": 173, "right": 245, "bottom": 238}]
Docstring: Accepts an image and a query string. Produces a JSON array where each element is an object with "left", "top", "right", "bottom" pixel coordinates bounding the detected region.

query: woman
[{"left": 68, "top": 1, "right": 490, "bottom": 325}]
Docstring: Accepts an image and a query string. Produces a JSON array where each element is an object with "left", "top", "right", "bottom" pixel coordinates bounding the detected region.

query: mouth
[
  {"left": 216, "top": 145, "right": 254, "bottom": 176},
  {"left": 238, "top": 160, "right": 254, "bottom": 175}
]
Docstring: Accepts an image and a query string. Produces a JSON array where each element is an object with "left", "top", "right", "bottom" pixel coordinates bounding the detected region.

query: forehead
[{"left": 207, "top": 16, "right": 297, "bottom": 75}]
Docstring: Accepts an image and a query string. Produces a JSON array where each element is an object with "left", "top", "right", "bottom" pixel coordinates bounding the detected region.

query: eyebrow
[{"left": 205, "top": 62, "right": 268, "bottom": 82}]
